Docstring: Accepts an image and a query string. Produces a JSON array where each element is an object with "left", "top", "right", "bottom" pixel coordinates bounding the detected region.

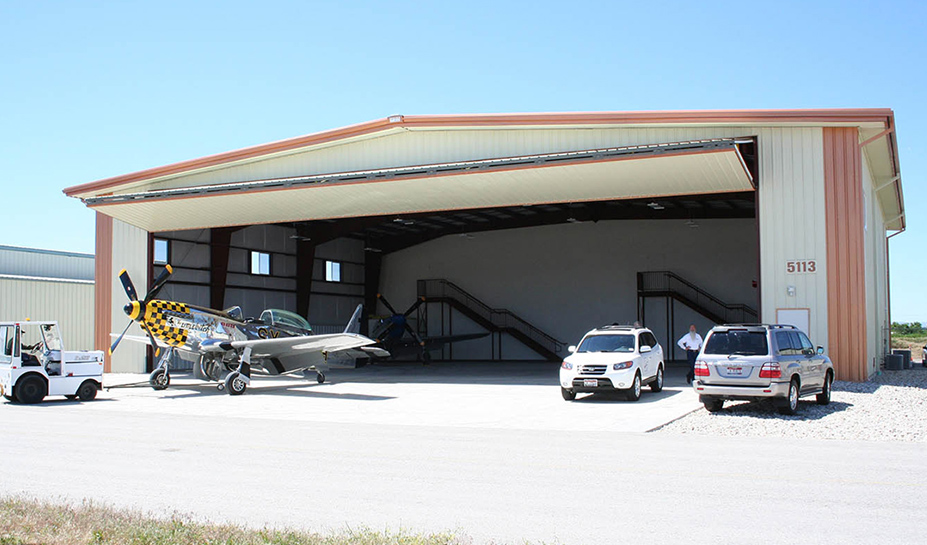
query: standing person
[{"left": 677, "top": 325, "right": 703, "bottom": 384}]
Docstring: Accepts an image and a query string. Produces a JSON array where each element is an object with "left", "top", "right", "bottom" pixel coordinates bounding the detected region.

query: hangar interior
[{"left": 151, "top": 190, "right": 759, "bottom": 365}]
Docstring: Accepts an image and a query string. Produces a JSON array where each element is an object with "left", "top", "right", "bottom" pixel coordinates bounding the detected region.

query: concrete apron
[{"left": 101, "top": 361, "right": 702, "bottom": 433}]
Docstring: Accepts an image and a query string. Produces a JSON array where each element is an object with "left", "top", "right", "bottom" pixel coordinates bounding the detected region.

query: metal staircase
[
  {"left": 637, "top": 271, "right": 758, "bottom": 325},
  {"left": 416, "top": 279, "right": 565, "bottom": 361}
]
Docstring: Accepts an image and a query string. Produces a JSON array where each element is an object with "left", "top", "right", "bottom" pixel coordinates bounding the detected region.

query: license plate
[
  {"left": 726, "top": 366, "right": 744, "bottom": 376},
  {"left": 583, "top": 379, "right": 598, "bottom": 387}
]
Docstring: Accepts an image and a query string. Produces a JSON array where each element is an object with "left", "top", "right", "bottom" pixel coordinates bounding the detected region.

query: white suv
[{"left": 559, "top": 325, "right": 664, "bottom": 401}]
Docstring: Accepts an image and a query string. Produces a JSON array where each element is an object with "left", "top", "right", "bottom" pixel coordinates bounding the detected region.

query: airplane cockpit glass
[
  {"left": 223, "top": 306, "right": 244, "bottom": 321},
  {"left": 259, "top": 309, "right": 312, "bottom": 332}
]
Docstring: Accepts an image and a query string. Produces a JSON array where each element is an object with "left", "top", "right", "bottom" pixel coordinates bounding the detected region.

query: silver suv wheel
[{"left": 778, "top": 379, "right": 800, "bottom": 415}]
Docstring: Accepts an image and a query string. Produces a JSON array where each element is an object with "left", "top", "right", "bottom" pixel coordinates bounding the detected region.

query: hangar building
[{"left": 64, "top": 109, "right": 905, "bottom": 381}]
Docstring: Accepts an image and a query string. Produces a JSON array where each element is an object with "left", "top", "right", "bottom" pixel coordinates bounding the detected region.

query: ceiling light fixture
[{"left": 647, "top": 202, "right": 665, "bottom": 210}]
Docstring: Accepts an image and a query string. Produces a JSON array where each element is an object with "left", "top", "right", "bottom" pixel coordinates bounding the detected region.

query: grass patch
[
  {"left": 0, "top": 497, "right": 469, "bottom": 545},
  {"left": 891, "top": 333, "right": 926, "bottom": 353}
]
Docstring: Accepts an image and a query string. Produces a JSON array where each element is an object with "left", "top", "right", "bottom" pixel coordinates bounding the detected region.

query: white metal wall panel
[
  {"left": 755, "top": 128, "right": 829, "bottom": 349},
  {"left": 0, "top": 246, "right": 94, "bottom": 280},
  {"left": 109, "top": 219, "right": 149, "bottom": 373},
  {"left": 861, "top": 151, "right": 889, "bottom": 372},
  {"left": 0, "top": 277, "right": 94, "bottom": 350}
]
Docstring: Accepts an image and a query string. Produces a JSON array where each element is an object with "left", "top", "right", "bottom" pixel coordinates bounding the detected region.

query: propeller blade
[
  {"left": 140, "top": 321, "right": 162, "bottom": 357},
  {"left": 403, "top": 322, "right": 425, "bottom": 347},
  {"left": 377, "top": 293, "right": 400, "bottom": 316},
  {"left": 119, "top": 269, "right": 139, "bottom": 302},
  {"left": 403, "top": 297, "right": 426, "bottom": 317},
  {"left": 144, "top": 264, "right": 174, "bottom": 303},
  {"left": 109, "top": 320, "right": 133, "bottom": 355}
]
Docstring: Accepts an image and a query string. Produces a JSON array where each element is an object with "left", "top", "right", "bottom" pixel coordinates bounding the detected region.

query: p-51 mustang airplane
[{"left": 109, "top": 265, "right": 388, "bottom": 395}]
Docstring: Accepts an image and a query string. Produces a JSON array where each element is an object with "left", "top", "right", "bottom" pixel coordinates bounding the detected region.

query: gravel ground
[{"left": 654, "top": 366, "right": 927, "bottom": 442}]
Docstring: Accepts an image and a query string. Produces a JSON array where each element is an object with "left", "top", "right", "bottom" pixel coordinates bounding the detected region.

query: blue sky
[{"left": 1, "top": 1, "right": 923, "bottom": 321}]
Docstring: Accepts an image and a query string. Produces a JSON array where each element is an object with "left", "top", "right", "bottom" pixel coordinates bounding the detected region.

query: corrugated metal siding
[
  {"left": 755, "top": 128, "right": 830, "bottom": 349},
  {"left": 823, "top": 127, "right": 868, "bottom": 381},
  {"left": 0, "top": 245, "right": 94, "bottom": 280},
  {"left": 861, "top": 150, "right": 890, "bottom": 373},
  {"left": 141, "top": 127, "right": 765, "bottom": 193},
  {"left": 109, "top": 219, "right": 149, "bottom": 373},
  {"left": 0, "top": 277, "right": 94, "bottom": 350}
]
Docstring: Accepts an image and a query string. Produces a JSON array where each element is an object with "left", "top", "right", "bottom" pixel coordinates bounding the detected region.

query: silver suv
[{"left": 693, "top": 324, "right": 834, "bottom": 415}]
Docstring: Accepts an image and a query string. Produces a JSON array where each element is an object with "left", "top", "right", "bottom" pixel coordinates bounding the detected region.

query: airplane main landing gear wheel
[
  {"left": 316, "top": 372, "right": 325, "bottom": 384},
  {"left": 149, "top": 368, "right": 170, "bottom": 390},
  {"left": 225, "top": 371, "right": 247, "bottom": 395}
]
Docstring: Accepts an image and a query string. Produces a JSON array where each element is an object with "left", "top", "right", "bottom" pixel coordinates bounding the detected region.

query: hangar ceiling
[{"left": 282, "top": 192, "right": 757, "bottom": 255}]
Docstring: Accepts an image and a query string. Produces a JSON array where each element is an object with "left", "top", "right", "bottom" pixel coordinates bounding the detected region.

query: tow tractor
[{"left": 0, "top": 321, "right": 104, "bottom": 404}]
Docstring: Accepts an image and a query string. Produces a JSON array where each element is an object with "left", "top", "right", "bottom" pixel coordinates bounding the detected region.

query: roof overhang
[
  {"left": 85, "top": 139, "right": 754, "bottom": 232},
  {"left": 64, "top": 108, "right": 903, "bottom": 233}
]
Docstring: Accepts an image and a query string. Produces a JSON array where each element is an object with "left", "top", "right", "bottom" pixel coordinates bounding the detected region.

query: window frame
[
  {"left": 153, "top": 238, "right": 170, "bottom": 265},
  {"left": 250, "top": 250, "right": 271, "bottom": 276},
  {"left": 325, "top": 260, "right": 342, "bottom": 283}
]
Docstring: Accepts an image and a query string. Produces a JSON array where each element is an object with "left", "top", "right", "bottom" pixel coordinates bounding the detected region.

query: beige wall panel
[
  {"left": 109, "top": 219, "right": 149, "bottom": 373},
  {"left": 0, "top": 278, "right": 94, "bottom": 350},
  {"left": 755, "top": 128, "right": 830, "bottom": 348}
]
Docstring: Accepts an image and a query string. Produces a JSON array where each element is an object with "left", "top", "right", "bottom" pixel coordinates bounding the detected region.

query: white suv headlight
[
  {"left": 561, "top": 361, "right": 573, "bottom": 370},
  {"left": 613, "top": 362, "right": 633, "bottom": 370}
]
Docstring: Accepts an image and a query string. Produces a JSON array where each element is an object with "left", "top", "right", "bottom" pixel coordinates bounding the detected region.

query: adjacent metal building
[
  {"left": 63, "top": 109, "right": 904, "bottom": 381},
  {"left": 0, "top": 245, "right": 95, "bottom": 350}
]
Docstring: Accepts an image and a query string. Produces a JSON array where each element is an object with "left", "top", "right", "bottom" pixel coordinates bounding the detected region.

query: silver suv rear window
[{"left": 703, "top": 330, "right": 769, "bottom": 356}]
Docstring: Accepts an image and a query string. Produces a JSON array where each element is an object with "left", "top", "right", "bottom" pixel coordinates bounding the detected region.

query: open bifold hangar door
[{"left": 83, "top": 138, "right": 756, "bottom": 232}]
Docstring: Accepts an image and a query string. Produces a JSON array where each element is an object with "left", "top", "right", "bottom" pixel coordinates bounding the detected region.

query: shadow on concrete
[
  {"left": 137, "top": 380, "right": 396, "bottom": 401},
  {"left": 708, "top": 398, "right": 853, "bottom": 420},
  {"left": 325, "top": 361, "right": 561, "bottom": 386},
  {"left": 572, "top": 388, "right": 682, "bottom": 404}
]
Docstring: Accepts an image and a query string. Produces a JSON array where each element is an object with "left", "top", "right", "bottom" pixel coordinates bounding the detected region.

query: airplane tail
[{"left": 343, "top": 303, "right": 364, "bottom": 334}]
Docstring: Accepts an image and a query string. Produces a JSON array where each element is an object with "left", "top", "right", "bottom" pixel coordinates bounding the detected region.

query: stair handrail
[
  {"left": 638, "top": 271, "right": 758, "bottom": 323},
  {"left": 418, "top": 279, "right": 564, "bottom": 354}
]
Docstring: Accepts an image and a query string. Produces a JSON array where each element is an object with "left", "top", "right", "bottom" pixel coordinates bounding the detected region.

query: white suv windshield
[
  {"left": 704, "top": 330, "right": 769, "bottom": 356},
  {"left": 577, "top": 334, "right": 635, "bottom": 353}
]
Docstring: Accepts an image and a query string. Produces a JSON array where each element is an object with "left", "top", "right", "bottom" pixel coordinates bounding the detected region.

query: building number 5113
[{"left": 786, "top": 260, "right": 816, "bottom": 273}]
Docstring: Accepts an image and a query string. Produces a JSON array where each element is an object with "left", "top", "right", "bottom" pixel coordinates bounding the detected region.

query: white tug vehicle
[{"left": 0, "top": 321, "right": 104, "bottom": 404}]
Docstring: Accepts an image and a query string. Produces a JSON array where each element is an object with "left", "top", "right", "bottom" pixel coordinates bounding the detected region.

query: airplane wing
[
  {"left": 208, "top": 333, "right": 375, "bottom": 359},
  {"left": 423, "top": 332, "right": 491, "bottom": 348}
]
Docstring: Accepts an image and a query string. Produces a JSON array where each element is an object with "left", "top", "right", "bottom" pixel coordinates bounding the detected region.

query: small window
[
  {"left": 325, "top": 260, "right": 341, "bottom": 282},
  {"left": 153, "top": 238, "right": 170, "bottom": 265},
  {"left": 251, "top": 251, "right": 271, "bottom": 276},
  {"left": 798, "top": 332, "right": 815, "bottom": 352}
]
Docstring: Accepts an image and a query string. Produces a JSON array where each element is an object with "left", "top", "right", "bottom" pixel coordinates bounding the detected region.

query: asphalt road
[{"left": 0, "top": 366, "right": 925, "bottom": 544}]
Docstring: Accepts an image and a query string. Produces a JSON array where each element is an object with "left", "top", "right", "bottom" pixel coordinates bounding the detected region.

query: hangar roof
[{"left": 63, "top": 109, "right": 904, "bottom": 232}]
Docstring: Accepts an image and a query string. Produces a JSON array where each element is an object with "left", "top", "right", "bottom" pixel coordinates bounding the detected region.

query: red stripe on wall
[
  {"left": 94, "top": 212, "right": 113, "bottom": 373},
  {"left": 823, "top": 128, "right": 868, "bottom": 381}
]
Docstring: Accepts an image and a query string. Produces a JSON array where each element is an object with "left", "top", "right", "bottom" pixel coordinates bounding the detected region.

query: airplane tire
[
  {"left": 225, "top": 372, "right": 247, "bottom": 395},
  {"left": 316, "top": 372, "right": 325, "bottom": 384},
  {"left": 149, "top": 368, "right": 170, "bottom": 390}
]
